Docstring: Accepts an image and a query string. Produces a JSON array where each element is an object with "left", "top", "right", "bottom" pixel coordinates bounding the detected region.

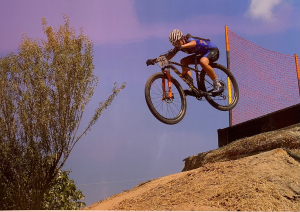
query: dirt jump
[{"left": 85, "top": 127, "right": 300, "bottom": 211}]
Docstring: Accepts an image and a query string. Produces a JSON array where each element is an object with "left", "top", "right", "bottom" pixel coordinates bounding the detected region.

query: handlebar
[{"left": 156, "top": 55, "right": 169, "bottom": 68}]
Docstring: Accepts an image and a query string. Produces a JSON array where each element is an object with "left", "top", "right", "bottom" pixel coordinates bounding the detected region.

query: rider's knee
[
  {"left": 199, "top": 57, "right": 209, "bottom": 67},
  {"left": 180, "top": 57, "right": 190, "bottom": 66}
]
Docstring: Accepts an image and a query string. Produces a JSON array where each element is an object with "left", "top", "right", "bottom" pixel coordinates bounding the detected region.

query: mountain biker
[{"left": 146, "top": 29, "right": 224, "bottom": 96}]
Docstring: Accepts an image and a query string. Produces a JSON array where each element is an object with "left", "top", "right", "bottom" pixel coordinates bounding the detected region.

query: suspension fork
[{"left": 162, "top": 68, "right": 173, "bottom": 99}]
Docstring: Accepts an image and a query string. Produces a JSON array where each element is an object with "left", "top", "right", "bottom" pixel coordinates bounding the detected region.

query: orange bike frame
[{"left": 162, "top": 69, "right": 173, "bottom": 99}]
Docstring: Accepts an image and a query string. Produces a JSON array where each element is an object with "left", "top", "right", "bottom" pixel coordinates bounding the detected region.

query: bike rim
[
  {"left": 149, "top": 76, "right": 184, "bottom": 120},
  {"left": 203, "top": 68, "right": 238, "bottom": 107}
]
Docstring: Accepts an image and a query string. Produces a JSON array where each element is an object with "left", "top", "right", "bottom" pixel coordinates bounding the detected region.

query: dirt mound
[
  {"left": 183, "top": 127, "right": 300, "bottom": 171},
  {"left": 85, "top": 128, "right": 300, "bottom": 211}
]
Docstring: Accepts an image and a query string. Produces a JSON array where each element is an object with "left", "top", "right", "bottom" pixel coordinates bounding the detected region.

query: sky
[{"left": 1, "top": 0, "right": 299, "bottom": 207}]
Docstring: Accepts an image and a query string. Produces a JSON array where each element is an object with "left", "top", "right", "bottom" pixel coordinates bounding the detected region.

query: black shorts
[
  {"left": 204, "top": 48, "right": 219, "bottom": 63},
  {"left": 181, "top": 48, "right": 219, "bottom": 64}
]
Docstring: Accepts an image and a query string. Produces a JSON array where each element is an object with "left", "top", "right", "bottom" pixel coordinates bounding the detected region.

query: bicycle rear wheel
[
  {"left": 145, "top": 72, "right": 186, "bottom": 125},
  {"left": 199, "top": 63, "right": 239, "bottom": 111}
]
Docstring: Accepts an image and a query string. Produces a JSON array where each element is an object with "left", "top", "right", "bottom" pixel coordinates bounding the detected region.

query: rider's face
[{"left": 174, "top": 37, "right": 184, "bottom": 47}]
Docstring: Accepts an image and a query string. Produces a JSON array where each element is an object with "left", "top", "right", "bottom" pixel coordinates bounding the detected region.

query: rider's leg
[
  {"left": 199, "top": 57, "right": 217, "bottom": 80},
  {"left": 200, "top": 48, "right": 219, "bottom": 81},
  {"left": 199, "top": 56, "right": 224, "bottom": 94},
  {"left": 180, "top": 55, "right": 196, "bottom": 96},
  {"left": 180, "top": 56, "right": 193, "bottom": 83}
]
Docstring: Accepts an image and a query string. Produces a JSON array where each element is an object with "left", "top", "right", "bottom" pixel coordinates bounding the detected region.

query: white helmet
[{"left": 169, "top": 29, "right": 183, "bottom": 45}]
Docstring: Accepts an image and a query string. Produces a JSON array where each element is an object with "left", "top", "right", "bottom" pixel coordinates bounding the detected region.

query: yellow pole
[{"left": 228, "top": 79, "right": 232, "bottom": 103}]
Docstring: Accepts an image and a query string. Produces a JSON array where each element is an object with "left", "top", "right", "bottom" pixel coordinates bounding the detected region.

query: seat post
[
  {"left": 193, "top": 58, "right": 199, "bottom": 89},
  {"left": 194, "top": 58, "right": 198, "bottom": 70}
]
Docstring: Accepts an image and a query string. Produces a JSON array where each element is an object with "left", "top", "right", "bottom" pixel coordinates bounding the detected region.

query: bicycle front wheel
[
  {"left": 145, "top": 72, "right": 186, "bottom": 125},
  {"left": 199, "top": 63, "right": 239, "bottom": 111}
]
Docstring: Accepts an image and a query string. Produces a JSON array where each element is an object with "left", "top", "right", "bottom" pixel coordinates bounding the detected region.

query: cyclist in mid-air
[{"left": 146, "top": 29, "right": 224, "bottom": 96}]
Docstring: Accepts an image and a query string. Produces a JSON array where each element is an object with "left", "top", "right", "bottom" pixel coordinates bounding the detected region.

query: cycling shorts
[
  {"left": 203, "top": 48, "right": 219, "bottom": 63},
  {"left": 181, "top": 48, "right": 219, "bottom": 65}
]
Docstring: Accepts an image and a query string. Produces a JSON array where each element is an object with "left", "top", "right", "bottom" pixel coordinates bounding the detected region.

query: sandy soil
[{"left": 85, "top": 148, "right": 300, "bottom": 211}]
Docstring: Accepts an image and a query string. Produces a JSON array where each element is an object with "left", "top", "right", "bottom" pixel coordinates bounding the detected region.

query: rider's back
[{"left": 182, "top": 36, "right": 217, "bottom": 54}]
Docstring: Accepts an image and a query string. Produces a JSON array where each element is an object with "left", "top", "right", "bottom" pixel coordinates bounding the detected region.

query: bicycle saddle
[{"left": 194, "top": 53, "right": 204, "bottom": 58}]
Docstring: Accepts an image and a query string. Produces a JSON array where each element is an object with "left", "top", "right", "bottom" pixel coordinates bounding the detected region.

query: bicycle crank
[
  {"left": 196, "top": 96, "right": 203, "bottom": 101},
  {"left": 220, "top": 94, "right": 226, "bottom": 100}
]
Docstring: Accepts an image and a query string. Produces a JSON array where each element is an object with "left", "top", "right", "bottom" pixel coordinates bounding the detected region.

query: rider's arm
[
  {"left": 181, "top": 40, "right": 196, "bottom": 48},
  {"left": 166, "top": 47, "right": 180, "bottom": 60},
  {"left": 167, "top": 54, "right": 175, "bottom": 60},
  {"left": 166, "top": 40, "right": 196, "bottom": 60}
]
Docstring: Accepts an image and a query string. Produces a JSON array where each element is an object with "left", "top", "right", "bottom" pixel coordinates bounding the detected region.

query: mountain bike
[{"left": 145, "top": 53, "right": 239, "bottom": 125}]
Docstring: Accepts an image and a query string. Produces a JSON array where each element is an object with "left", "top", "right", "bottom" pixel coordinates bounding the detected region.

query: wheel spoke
[
  {"left": 200, "top": 64, "right": 239, "bottom": 110},
  {"left": 148, "top": 75, "right": 185, "bottom": 120}
]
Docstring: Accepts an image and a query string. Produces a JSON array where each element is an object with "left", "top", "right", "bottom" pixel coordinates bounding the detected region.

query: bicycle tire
[
  {"left": 199, "top": 63, "right": 239, "bottom": 111},
  {"left": 145, "top": 72, "right": 187, "bottom": 125}
]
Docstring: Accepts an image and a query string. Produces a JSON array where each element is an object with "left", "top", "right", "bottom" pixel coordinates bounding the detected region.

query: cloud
[
  {"left": 0, "top": 0, "right": 142, "bottom": 53},
  {"left": 246, "top": 0, "right": 282, "bottom": 22},
  {"left": 0, "top": 0, "right": 298, "bottom": 55},
  {"left": 239, "top": 0, "right": 299, "bottom": 35}
]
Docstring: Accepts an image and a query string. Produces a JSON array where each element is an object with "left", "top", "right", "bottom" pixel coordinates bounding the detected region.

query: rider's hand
[
  {"left": 177, "top": 46, "right": 184, "bottom": 51},
  {"left": 146, "top": 59, "right": 155, "bottom": 66}
]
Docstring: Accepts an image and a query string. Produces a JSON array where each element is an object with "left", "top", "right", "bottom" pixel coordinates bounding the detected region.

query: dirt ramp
[
  {"left": 183, "top": 127, "right": 300, "bottom": 171},
  {"left": 86, "top": 148, "right": 300, "bottom": 211}
]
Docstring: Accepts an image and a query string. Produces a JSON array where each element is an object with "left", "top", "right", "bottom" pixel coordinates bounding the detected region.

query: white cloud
[
  {"left": 246, "top": 0, "right": 282, "bottom": 22},
  {"left": 0, "top": 0, "right": 298, "bottom": 54}
]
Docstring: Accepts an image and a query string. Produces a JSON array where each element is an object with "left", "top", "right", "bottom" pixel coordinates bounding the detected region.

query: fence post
[
  {"left": 295, "top": 54, "right": 300, "bottom": 97},
  {"left": 225, "top": 25, "right": 232, "bottom": 127}
]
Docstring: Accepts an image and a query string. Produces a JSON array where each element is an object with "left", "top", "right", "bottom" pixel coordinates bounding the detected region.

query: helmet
[{"left": 169, "top": 29, "right": 183, "bottom": 45}]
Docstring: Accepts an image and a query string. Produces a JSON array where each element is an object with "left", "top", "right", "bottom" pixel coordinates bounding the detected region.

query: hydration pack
[{"left": 186, "top": 34, "right": 211, "bottom": 42}]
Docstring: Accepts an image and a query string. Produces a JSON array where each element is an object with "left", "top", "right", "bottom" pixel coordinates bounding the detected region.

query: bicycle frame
[
  {"left": 160, "top": 59, "right": 209, "bottom": 99},
  {"left": 146, "top": 54, "right": 239, "bottom": 124}
]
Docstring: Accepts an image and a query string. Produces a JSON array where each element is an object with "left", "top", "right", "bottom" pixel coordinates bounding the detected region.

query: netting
[{"left": 227, "top": 27, "right": 300, "bottom": 125}]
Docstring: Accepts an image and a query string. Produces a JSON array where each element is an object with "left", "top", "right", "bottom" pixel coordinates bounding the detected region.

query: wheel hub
[{"left": 163, "top": 96, "right": 174, "bottom": 103}]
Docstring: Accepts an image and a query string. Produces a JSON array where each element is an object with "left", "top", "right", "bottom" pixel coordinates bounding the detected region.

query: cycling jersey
[{"left": 168, "top": 37, "right": 218, "bottom": 57}]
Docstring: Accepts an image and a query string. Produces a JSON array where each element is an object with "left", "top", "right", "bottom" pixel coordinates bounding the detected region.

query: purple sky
[
  {"left": 1, "top": 0, "right": 299, "bottom": 54},
  {"left": 1, "top": 0, "right": 299, "bottom": 207}
]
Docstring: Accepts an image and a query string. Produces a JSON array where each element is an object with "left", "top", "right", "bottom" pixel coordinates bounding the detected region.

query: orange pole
[
  {"left": 225, "top": 26, "right": 230, "bottom": 52},
  {"left": 295, "top": 54, "right": 300, "bottom": 96}
]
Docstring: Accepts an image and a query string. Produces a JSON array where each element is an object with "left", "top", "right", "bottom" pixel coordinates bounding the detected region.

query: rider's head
[{"left": 169, "top": 29, "right": 183, "bottom": 46}]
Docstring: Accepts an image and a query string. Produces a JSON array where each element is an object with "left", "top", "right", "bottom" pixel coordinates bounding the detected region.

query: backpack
[{"left": 186, "top": 34, "right": 211, "bottom": 42}]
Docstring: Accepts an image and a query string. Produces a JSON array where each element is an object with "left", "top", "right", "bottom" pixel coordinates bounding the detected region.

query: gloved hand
[
  {"left": 146, "top": 59, "right": 156, "bottom": 66},
  {"left": 177, "top": 46, "right": 184, "bottom": 51}
]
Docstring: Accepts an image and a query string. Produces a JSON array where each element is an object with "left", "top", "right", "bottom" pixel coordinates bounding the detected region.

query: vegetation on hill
[{"left": 0, "top": 14, "right": 125, "bottom": 209}]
